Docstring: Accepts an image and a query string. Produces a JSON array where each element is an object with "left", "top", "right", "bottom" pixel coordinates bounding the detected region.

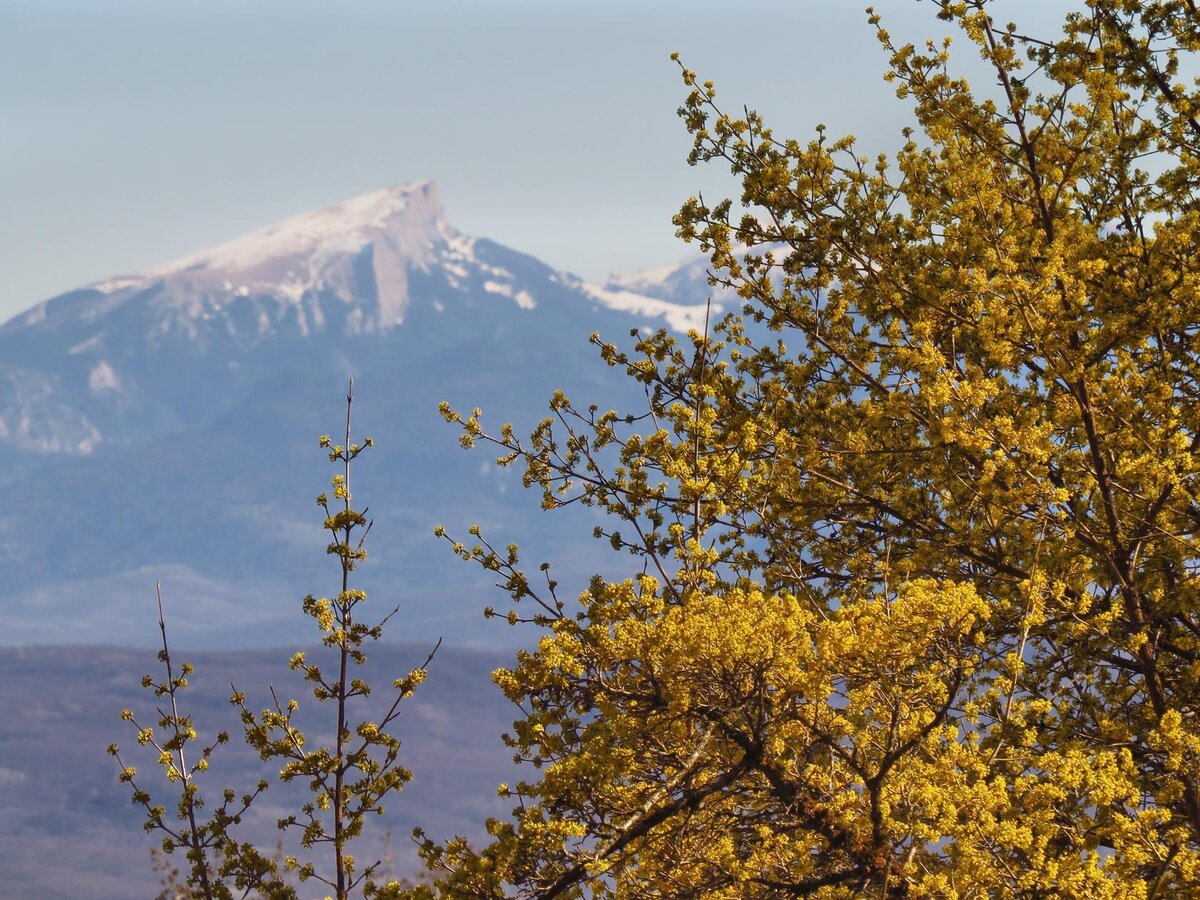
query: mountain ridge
[
  {"left": 0, "top": 180, "right": 725, "bottom": 649},
  {"left": 0, "top": 180, "right": 719, "bottom": 457}
]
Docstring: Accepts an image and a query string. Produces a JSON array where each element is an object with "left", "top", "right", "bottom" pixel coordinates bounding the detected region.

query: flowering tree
[
  {"left": 417, "top": 2, "right": 1200, "bottom": 896},
  {"left": 113, "top": 383, "right": 436, "bottom": 899}
]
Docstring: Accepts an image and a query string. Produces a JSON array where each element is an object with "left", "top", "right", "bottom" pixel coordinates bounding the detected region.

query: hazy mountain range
[{"left": 0, "top": 181, "right": 721, "bottom": 648}]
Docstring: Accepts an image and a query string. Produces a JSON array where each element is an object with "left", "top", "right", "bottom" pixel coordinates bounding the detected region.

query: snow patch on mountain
[
  {"left": 606, "top": 251, "right": 732, "bottom": 309},
  {"left": 607, "top": 260, "right": 691, "bottom": 292},
  {"left": 146, "top": 180, "right": 449, "bottom": 282},
  {"left": 74, "top": 182, "right": 454, "bottom": 338},
  {"left": 92, "top": 275, "right": 147, "bottom": 294},
  {"left": 579, "top": 282, "right": 718, "bottom": 334},
  {"left": 0, "top": 368, "right": 103, "bottom": 453},
  {"left": 608, "top": 243, "right": 788, "bottom": 310},
  {"left": 88, "top": 361, "right": 119, "bottom": 393}
]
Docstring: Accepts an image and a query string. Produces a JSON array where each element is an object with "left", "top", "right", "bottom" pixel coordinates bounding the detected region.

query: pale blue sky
[{"left": 1, "top": 0, "right": 1070, "bottom": 322}]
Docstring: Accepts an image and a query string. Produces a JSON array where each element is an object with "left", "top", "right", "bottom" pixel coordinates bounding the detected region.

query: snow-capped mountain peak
[
  {"left": 606, "top": 251, "right": 733, "bottom": 309},
  {"left": 155, "top": 181, "right": 446, "bottom": 278},
  {"left": 0, "top": 182, "right": 725, "bottom": 455},
  {"left": 92, "top": 181, "right": 452, "bottom": 300}
]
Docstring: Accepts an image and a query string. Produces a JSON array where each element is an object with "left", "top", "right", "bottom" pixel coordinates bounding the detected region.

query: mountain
[
  {"left": 0, "top": 181, "right": 713, "bottom": 455},
  {"left": 606, "top": 249, "right": 736, "bottom": 309},
  {"left": 0, "top": 182, "right": 720, "bottom": 648}
]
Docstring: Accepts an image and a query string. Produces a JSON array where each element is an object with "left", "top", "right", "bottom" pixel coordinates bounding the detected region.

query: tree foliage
[
  {"left": 112, "top": 383, "right": 436, "bottom": 899},
  {"left": 418, "top": 2, "right": 1200, "bottom": 896}
]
